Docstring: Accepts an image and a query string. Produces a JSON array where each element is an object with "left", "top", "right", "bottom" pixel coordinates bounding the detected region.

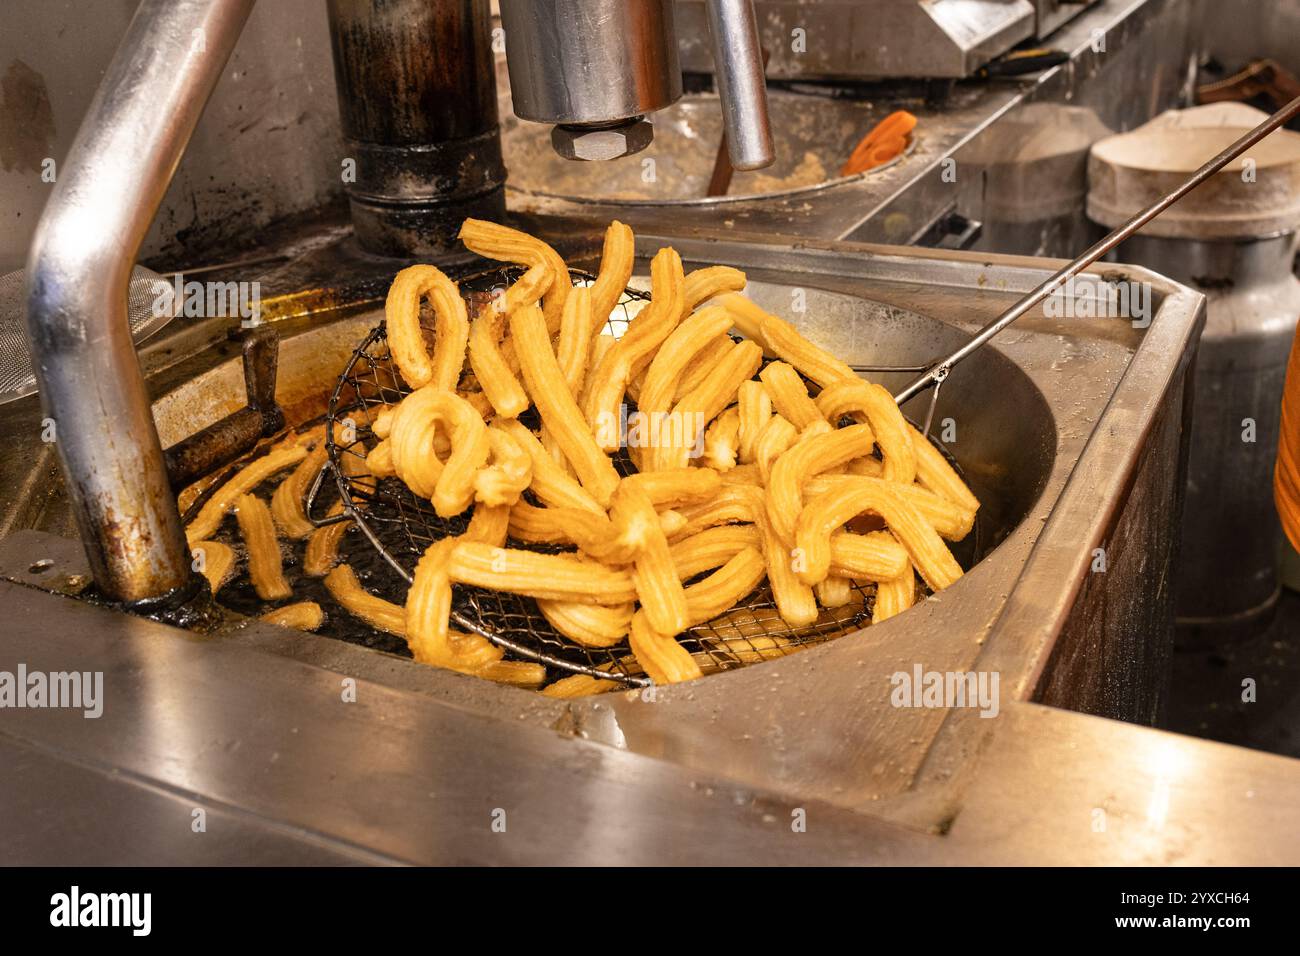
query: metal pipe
[
  {"left": 894, "top": 92, "right": 1300, "bottom": 405},
  {"left": 23, "top": 0, "right": 255, "bottom": 603},
  {"left": 705, "top": 0, "right": 773, "bottom": 171},
  {"left": 327, "top": 0, "right": 505, "bottom": 257}
]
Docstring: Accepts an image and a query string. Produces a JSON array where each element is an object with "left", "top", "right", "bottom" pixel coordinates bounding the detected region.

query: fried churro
[
  {"left": 234, "top": 494, "right": 292, "bottom": 601},
  {"left": 384, "top": 264, "right": 470, "bottom": 391}
]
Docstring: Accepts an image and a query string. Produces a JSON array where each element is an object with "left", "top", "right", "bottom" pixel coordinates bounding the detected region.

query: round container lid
[{"left": 1087, "top": 117, "right": 1300, "bottom": 239}]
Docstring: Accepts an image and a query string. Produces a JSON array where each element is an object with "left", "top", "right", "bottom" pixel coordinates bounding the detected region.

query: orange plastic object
[
  {"left": 841, "top": 111, "right": 917, "bottom": 176},
  {"left": 1275, "top": 316, "right": 1300, "bottom": 550}
]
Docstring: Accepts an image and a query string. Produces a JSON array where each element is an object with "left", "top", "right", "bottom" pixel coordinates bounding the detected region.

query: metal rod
[
  {"left": 894, "top": 92, "right": 1300, "bottom": 405},
  {"left": 24, "top": 0, "right": 256, "bottom": 603},
  {"left": 705, "top": 0, "right": 775, "bottom": 171}
]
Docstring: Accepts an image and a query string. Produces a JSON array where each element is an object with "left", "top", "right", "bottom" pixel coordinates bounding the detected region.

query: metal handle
[
  {"left": 705, "top": 0, "right": 774, "bottom": 171},
  {"left": 894, "top": 92, "right": 1300, "bottom": 406},
  {"left": 23, "top": 0, "right": 255, "bottom": 603}
]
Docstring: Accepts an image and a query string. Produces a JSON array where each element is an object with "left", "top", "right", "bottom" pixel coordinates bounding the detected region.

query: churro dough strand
[
  {"left": 766, "top": 423, "right": 875, "bottom": 544},
  {"left": 582, "top": 247, "right": 685, "bottom": 448},
  {"left": 795, "top": 477, "right": 963, "bottom": 591},
  {"left": 406, "top": 538, "right": 506, "bottom": 670},
  {"left": 468, "top": 263, "right": 549, "bottom": 418},
  {"left": 622, "top": 467, "right": 721, "bottom": 508},
  {"left": 661, "top": 339, "right": 763, "bottom": 470},
  {"left": 556, "top": 286, "right": 595, "bottom": 398},
  {"left": 753, "top": 414, "right": 798, "bottom": 484},
  {"left": 509, "top": 303, "right": 621, "bottom": 507},
  {"left": 384, "top": 264, "right": 470, "bottom": 391},
  {"left": 682, "top": 266, "right": 747, "bottom": 312},
  {"left": 682, "top": 546, "right": 766, "bottom": 626},
  {"left": 326, "top": 563, "right": 406, "bottom": 636},
  {"left": 271, "top": 439, "right": 329, "bottom": 539},
  {"left": 736, "top": 379, "right": 772, "bottom": 464},
  {"left": 759, "top": 361, "right": 822, "bottom": 429},
  {"left": 715, "top": 293, "right": 856, "bottom": 386},
  {"left": 629, "top": 609, "right": 703, "bottom": 685},
  {"left": 191, "top": 541, "right": 236, "bottom": 595},
  {"left": 537, "top": 600, "right": 634, "bottom": 648},
  {"left": 703, "top": 405, "right": 741, "bottom": 470},
  {"left": 816, "top": 378, "right": 916, "bottom": 484},
  {"left": 234, "top": 494, "right": 292, "bottom": 601},
  {"left": 873, "top": 571, "right": 917, "bottom": 624},
  {"left": 448, "top": 541, "right": 638, "bottom": 603},
  {"left": 459, "top": 218, "right": 571, "bottom": 332},
  {"left": 907, "top": 422, "right": 980, "bottom": 512},
  {"left": 588, "top": 220, "right": 636, "bottom": 338},
  {"left": 186, "top": 446, "right": 308, "bottom": 544},
  {"left": 260, "top": 602, "right": 324, "bottom": 631},
  {"left": 829, "top": 530, "right": 910, "bottom": 581},
  {"left": 815, "top": 575, "right": 854, "bottom": 608},
  {"left": 611, "top": 480, "right": 690, "bottom": 635},
  {"left": 391, "top": 387, "right": 490, "bottom": 516},
  {"left": 639, "top": 305, "right": 734, "bottom": 419},
  {"left": 495, "top": 419, "right": 603, "bottom": 513},
  {"left": 465, "top": 502, "right": 511, "bottom": 548},
  {"left": 366, "top": 439, "right": 395, "bottom": 477},
  {"left": 805, "top": 473, "right": 976, "bottom": 541},
  {"left": 474, "top": 424, "right": 532, "bottom": 508},
  {"left": 507, "top": 500, "right": 636, "bottom": 562},
  {"left": 542, "top": 673, "right": 622, "bottom": 698},
  {"left": 669, "top": 524, "right": 762, "bottom": 580},
  {"left": 677, "top": 334, "right": 735, "bottom": 401}
]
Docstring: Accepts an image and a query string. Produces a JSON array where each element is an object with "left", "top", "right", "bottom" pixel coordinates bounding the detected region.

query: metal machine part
[
  {"left": 162, "top": 326, "right": 285, "bottom": 492},
  {"left": 22, "top": 0, "right": 255, "bottom": 605},
  {"left": 500, "top": 0, "right": 772, "bottom": 169},
  {"left": 1120, "top": 232, "right": 1300, "bottom": 628},
  {"left": 675, "top": 0, "right": 1037, "bottom": 80},
  {"left": 326, "top": 0, "right": 505, "bottom": 257}
]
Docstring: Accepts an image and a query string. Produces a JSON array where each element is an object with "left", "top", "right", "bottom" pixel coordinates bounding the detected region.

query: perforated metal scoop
[{"left": 0, "top": 265, "right": 175, "bottom": 406}]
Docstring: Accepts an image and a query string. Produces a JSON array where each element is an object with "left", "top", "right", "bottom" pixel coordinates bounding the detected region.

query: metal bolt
[{"left": 551, "top": 117, "right": 654, "bottom": 162}]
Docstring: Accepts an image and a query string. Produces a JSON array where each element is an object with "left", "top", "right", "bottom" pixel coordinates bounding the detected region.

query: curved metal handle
[
  {"left": 24, "top": 0, "right": 255, "bottom": 603},
  {"left": 705, "top": 0, "right": 774, "bottom": 171}
]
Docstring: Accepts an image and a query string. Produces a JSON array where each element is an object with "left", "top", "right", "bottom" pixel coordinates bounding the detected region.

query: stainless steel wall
[{"left": 0, "top": 0, "right": 345, "bottom": 274}]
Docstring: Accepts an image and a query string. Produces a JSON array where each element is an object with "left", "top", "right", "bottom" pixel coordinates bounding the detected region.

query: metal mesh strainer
[
  {"left": 321, "top": 266, "right": 965, "bottom": 687},
  {"left": 0, "top": 265, "right": 176, "bottom": 405}
]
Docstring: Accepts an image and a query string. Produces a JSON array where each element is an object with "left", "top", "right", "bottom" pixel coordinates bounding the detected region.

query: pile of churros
[
  {"left": 180, "top": 217, "right": 978, "bottom": 696},
  {"left": 365, "top": 217, "right": 978, "bottom": 691}
]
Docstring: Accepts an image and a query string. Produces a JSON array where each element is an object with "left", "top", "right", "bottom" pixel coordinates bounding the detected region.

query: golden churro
[
  {"left": 384, "top": 264, "right": 470, "bottom": 391},
  {"left": 271, "top": 439, "right": 329, "bottom": 539},
  {"left": 611, "top": 480, "right": 689, "bottom": 635},
  {"left": 766, "top": 422, "right": 875, "bottom": 543},
  {"left": 448, "top": 541, "right": 638, "bottom": 604},
  {"left": 583, "top": 247, "right": 685, "bottom": 448},
  {"left": 192, "top": 541, "right": 236, "bottom": 595},
  {"left": 509, "top": 303, "right": 621, "bottom": 506},
  {"left": 260, "top": 602, "right": 324, "bottom": 631},
  {"left": 737, "top": 379, "right": 772, "bottom": 464},
  {"left": 816, "top": 378, "right": 916, "bottom": 484},
  {"left": 759, "top": 361, "right": 822, "bottom": 430},
  {"left": 716, "top": 293, "right": 856, "bottom": 386},
  {"left": 873, "top": 572, "right": 917, "bottom": 624},
  {"left": 460, "top": 218, "right": 570, "bottom": 331},
  {"left": 795, "top": 477, "right": 963, "bottom": 591},
  {"left": 588, "top": 220, "right": 636, "bottom": 337},
  {"left": 538, "top": 600, "right": 634, "bottom": 648},
  {"left": 703, "top": 405, "right": 741, "bottom": 470},
  {"left": 186, "top": 445, "right": 308, "bottom": 544},
  {"left": 234, "top": 494, "right": 292, "bottom": 601}
]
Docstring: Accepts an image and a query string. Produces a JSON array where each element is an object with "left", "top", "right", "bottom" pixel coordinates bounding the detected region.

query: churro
[
  {"left": 384, "top": 264, "right": 470, "bottom": 391},
  {"left": 234, "top": 494, "right": 292, "bottom": 601}
]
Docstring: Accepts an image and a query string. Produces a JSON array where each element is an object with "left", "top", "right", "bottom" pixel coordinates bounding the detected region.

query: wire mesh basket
[{"left": 321, "top": 266, "right": 931, "bottom": 687}]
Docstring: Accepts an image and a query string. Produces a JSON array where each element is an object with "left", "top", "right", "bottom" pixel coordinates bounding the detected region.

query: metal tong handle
[{"left": 894, "top": 92, "right": 1300, "bottom": 406}]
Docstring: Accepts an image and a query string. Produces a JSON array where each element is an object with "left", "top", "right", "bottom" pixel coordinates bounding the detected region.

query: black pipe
[{"left": 326, "top": 0, "right": 506, "bottom": 257}]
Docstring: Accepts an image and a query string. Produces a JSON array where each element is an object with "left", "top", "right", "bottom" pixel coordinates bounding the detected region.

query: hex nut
[{"left": 551, "top": 118, "right": 654, "bottom": 162}]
